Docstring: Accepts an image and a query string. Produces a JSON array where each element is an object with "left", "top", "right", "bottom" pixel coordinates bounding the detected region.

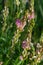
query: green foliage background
[{"left": 0, "top": 0, "right": 43, "bottom": 65}]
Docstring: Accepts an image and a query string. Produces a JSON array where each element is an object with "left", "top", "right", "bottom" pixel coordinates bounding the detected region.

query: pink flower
[
  {"left": 28, "top": 12, "right": 35, "bottom": 20},
  {"left": 16, "top": 19, "right": 21, "bottom": 28},
  {"left": 22, "top": 40, "right": 28, "bottom": 49},
  {"left": 16, "top": 19, "right": 26, "bottom": 30},
  {"left": 22, "top": 40, "right": 30, "bottom": 50},
  {"left": 31, "top": 12, "right": 34, "bottom": 19},
  {"left": 20, "top": 55, "right": 23, "bottom": 61}
]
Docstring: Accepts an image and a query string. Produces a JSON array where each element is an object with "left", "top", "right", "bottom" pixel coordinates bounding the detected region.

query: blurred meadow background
[{"left": 0, "top": 0, "right": 43, "bottom": 65}]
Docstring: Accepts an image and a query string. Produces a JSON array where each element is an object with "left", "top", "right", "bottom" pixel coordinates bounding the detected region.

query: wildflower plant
[{"left": 0, "top": 0, "right": 43, "bottom": 65}]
